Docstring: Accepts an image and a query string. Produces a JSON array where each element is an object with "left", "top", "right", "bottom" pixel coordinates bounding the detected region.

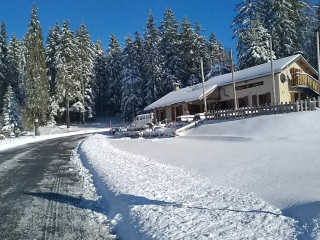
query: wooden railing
[
  {"left": 289, "top": 73, "right": 319, "bottom": 94},
  {"left": 206, "top": 97, "right": 320, "bottom": 121}
]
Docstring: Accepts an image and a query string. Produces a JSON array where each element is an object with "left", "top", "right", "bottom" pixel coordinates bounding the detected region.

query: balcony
[{"left": 289, "top": 73, "right": 319, "bottom": 95}]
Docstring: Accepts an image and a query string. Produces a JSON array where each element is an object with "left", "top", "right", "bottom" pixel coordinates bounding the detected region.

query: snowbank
[
  {"left": 0, "top": 125, "right": 109, "bottom": 151},
  {"left": 103, "top": 110, "right": 320, "bottom": 239},
  {"left": 79, "top": 134, "right": 297, "bottom": 239}
]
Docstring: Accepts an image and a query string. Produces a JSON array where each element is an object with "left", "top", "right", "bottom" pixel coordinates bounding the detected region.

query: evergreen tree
[
  {"left": 300, "top": 0, "right": 317, "bottom": 68},
  {"left": 179, "top": 16, "right": 197, "bottom": 87},
  {"left": 46, "top": 23, "right": 60, "bottom": 98},
  {"left": 207, "top": 33, "right": 232, "bottom": 77},
  {"left": 232, "top": 0, "right": 262, "bottom": 68},
  {"left": 0, "top": 21, "right": 9, "bottom": 114},
  {"left": 93, "top": 40, "right": 108, "bottom": 116},
  {"left": 24, "top": 4, "right": 49, "bottom": 126},
  {"left": 106, "top": 34, "right": 123, "bottom": 114},
  {"left": 1, "top": 85, "right": 22, "bottom": 136},
  {"left": 260, "top": 0, "right": 299, "bottom": 58},
  {"left": 132, "top": 32, "right": 146, "bottom": 111},
  {"left": 143, "top": 11, "right": 162, "bottom": 105},
  {"left": 75, "top": 24, "right": 95, "bottom": 123},
  {"left": 238, "top": 18, "right": 274, "bottom": 69},
  {"left": 121, "top": 35, "right": 143, "bottom": 120},
  {"left": 8, "top": 34, "right": 23, "bottom": 97},
  {"left": 46, "top": 23, "right": 61, "bottom": 124},
  {"left": 55, "top": 21, "right": 79, "bottom": 123},
  {"left": 159, "top": 9, "right": 180, "bottom": 96},
  {"left": 192, "top": 22, "right": 210, "bottom": 84}
]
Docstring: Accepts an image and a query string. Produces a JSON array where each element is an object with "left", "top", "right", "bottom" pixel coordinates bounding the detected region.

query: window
[
  {"left": 259, "top": 92, "right": 271, "bottom": 106},
  {"left": 252, "top": 95, "right": 257, "bottom": 106},
  {"left": 238, "top": 96, "right": 248, "bottom": 108}
]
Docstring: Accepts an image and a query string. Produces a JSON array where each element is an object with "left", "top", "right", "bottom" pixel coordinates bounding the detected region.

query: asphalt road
[{"left": 0, "top": 135, "right": 116, "bottom": 240}]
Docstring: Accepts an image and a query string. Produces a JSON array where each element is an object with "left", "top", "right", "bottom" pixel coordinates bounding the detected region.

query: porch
[{"left": 289, "top": 72, "right": 319, "bottom": 97}]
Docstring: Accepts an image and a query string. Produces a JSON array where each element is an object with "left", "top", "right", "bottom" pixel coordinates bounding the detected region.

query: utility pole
[
  {"left": 270, "top": 37, "right": 276, "bottom": 105},
  {"left": 200, "top": 58, "right": 207, "bottom": 114},
  {"left": 317, "top": 32, "right": 320, "bottom": 94},
  {"left": 231, "top": 49, "right": 238, "bottom": 109}
]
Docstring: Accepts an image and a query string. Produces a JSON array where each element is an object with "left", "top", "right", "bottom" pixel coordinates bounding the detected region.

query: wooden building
[{"left": 144, "top": 54, "right": 319, "bottom": 122}]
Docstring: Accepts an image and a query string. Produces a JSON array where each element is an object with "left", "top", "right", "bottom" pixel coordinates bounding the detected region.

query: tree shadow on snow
[
  {"left": 282, "top": 201, "right": 320, "bottom": 240},
  {"left": 24, "top": 192, "right": 104, "bottom": 213},
  {"left": 24, "top": 191, "right": 180, "bottom": 215}
]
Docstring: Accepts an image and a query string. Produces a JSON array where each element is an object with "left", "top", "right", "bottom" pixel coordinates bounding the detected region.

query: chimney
[{"left": 173, "top": 82, "right": 180, "bottom": 91}]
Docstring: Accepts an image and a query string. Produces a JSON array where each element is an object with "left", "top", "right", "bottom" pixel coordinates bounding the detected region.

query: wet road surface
[{"left": 0, "top": 135, "right": 116, "bottom": 240}]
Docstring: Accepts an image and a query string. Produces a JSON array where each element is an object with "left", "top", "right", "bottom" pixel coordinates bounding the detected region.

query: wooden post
[
  {"left": 295, "top": 101, "right": 299, "bottom": 112},
  {"left": 300, "top": 100, "right": 304, "bottom": 111},
  {"left": 289, "top": 102, "right": 292, "bottom": 112},
  {"left": 313, "top": 97, "right": 316, "bottom": 110},
  {"left": 305, "top": 99, "right": 308, "bottom": 111},
  {"left": 308, "top": 98, "right": 311, "bottom": 111}
]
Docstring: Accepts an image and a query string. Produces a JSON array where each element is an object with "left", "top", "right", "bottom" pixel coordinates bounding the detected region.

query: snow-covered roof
[
  {"left": 144, "top": 83, "right": 218, "bottom": 111},
  {"left": 144, "top": 54, "right": 315, "bottom": 111}
]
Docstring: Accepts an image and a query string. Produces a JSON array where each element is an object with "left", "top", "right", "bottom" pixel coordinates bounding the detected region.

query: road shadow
[
  {"left": 24, "top": 192, "right": 179, "bottom": 214},
  {"left": 282, "top": 201, "right": 320, "bottom": 240}
]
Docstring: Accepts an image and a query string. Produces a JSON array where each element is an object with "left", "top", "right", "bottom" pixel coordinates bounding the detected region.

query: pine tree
[
  {"left": 24, "top": 4, "right": 49, "bottom": 127},
  {"left": 75, "top": 24, "right": 95, "bottom": 123},
  {"left": 46, "top": 23, "right": 61, "bottom": 124},
  {"left": 238, "top": 18, "right": 274, "bottom": 69},
  {"left": 191, "top": 22, "right": 210, "bottom": 84},
  {"left": 207, "top": 33, "right": 232, "bottom": 77},
  {"left": 1, "top": 85, "right": 22, "bottom": 136},
  {"left": 179, "top": 16, "right": 197, "bottom": 87},
  {"left": 232, "top": 0, "right": 261, "bottom": 68},
  {"left": 93, "top": 40, "right": 108, "bottom": 116},
  {"left": 55, "top": 21, "right": 79, "bottom": 123},
  {"left": 260, "top": 0, "right": 298, "bottom": 58},
  {"left": 8, "top": 34, "right": 22, "bottom": 97},
  {"left": 132, "top": 32, "right": 146, "bottom": 112},
  {"left": 305, "top": 1, "right": 319, "bottom": 68},
  {"left": 106, "top": 34, "right": 123, "bottom": 114},
  {"left": 0, "top": 21, "right": 9, "bottom": 114},
  {"left": 143, "top": 11, "right": 162, "bottom": 105},
  {"left": 121, "top": 35, "right": 143, "bottom": 120},
  {"left": 46, "top": 23, "right": 60, "bottom": 98},
  {"left": 159, "top": 9, "right": 180, "bottom": 96}
]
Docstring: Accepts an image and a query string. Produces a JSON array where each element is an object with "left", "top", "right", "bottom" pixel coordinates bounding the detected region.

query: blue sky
[
  {"left": 0, "top": 0, "right": 318, "bottom": 51},
  {"left": 0, "top": 0, "right": 237, "bottom": 50}
]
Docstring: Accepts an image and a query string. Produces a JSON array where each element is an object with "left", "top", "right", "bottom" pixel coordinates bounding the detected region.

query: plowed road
[{"left": 0, "top": 135, "right": 116, "bottom": 240}]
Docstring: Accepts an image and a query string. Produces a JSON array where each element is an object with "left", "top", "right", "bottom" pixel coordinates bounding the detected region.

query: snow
[
  {"left": 2, "top": 111, "right": 320, "bottom": 239},
  {"left": 144, "top": 83, "right": 217, "bottom": 111},
  {"left": 0, "top": 122, "right": 109, "bottom": 151},
  {"left": 79, "top": 135, "right": 296, "bottom": 239},
  {"left": 77, "top": 109, "right": 320, "bottom": 239}
]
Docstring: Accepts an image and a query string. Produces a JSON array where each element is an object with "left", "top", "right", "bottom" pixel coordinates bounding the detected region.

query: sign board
[{"left": 236, "top": 81, "right": 264, "bottom": 91}]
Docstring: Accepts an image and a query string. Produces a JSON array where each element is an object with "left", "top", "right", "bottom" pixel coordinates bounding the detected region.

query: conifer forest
[{"left": 0, "top": 1, "right": 319, "bottom": 136}]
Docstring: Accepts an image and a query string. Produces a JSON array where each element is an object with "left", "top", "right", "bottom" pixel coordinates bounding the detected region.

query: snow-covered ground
[
  {"left": 77, "top": 110, "right": 320, "bottom": 239},
  {"left": 2, "top": 112, "right": 320, "bottom": 239},
  {"left": 0, "top": 121, "right": 110, "bottom": 151}
]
